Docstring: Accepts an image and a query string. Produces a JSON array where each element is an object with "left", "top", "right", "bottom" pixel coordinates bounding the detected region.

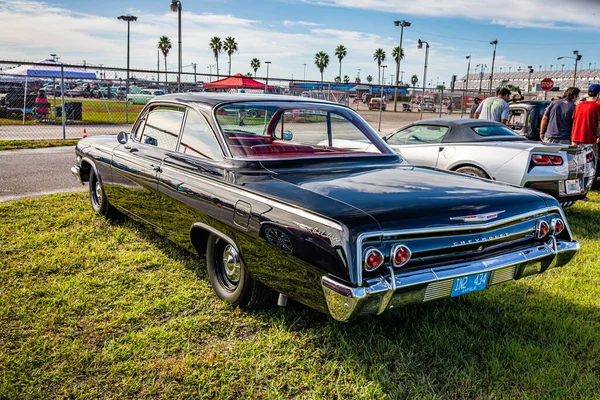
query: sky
[{"left": 1, "top": 0, "right": 600, "bottom": 86}]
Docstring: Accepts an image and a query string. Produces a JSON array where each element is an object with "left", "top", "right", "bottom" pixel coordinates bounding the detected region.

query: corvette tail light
[
  {"left": 536, "top": 220, "right": 550, "bottom": 239},
  {"left": 531, "top": 154, "right": 563, "bottom": 166},
  {"left": 363, "top": 248, "right": 384, "bottom": 272},
  {"left": 551, "top": 218, "right": 565, "bottom": 235},
  {"left": 391, "top": 245, "right": 412, "bottom": 268}
]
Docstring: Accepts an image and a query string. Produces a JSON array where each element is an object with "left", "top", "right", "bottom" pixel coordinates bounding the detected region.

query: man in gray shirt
[
  {"left": 474, "top": 87, "right": 511, "bottom": 124},
  {"left": 540, "top": 87, "right": 580, "bottom": 144}
]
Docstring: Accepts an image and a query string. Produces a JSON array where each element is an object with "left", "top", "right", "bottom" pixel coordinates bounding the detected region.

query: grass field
[
  {"left": 0, "top": 98, "right": 143, "bottom": 125},
  {"left": 1, "top": 192, "right": 600, "bottom": 399},
  {"left": 0, "top": 139, "right": 78, "bottom": 151}
]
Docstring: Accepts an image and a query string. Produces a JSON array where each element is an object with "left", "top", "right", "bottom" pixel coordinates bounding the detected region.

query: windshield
[
  {"left": 214, "top": 101, "right": 391, "bottom": 159},
  {"left": 472, "top": 125, "right": 521, "bottom": 137}
]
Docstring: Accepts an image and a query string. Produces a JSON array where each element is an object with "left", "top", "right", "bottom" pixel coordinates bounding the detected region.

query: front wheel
[
  {"left": 206, "top": 234, "right": 275, "bottom": 309},
  {"left": 89, "top": 168, "right": 118, "bottom": 218}
]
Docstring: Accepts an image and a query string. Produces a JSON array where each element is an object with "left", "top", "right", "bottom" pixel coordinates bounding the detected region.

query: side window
[
  {"left": 178, "top": 111, "right": 223, "bottom": 161},
  {"left": 140, "top": 107, "right": 184, "bottom": 150},
  {"left": 274, "top": 109, "right": 328, "bottom": 144},
  {"left": 387, "top": 125, "right": 448, "bottom": 145},
  {"left": 508, "top": 109, "right": 526, "bottom": 132}
]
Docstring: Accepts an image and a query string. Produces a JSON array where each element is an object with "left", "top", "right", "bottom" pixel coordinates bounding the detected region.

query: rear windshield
[
  {"left": 472, "top": 125, "right": 521, "bottom": 137},
  {"left": 214, "top": 101, "right": 390, "bottom": 159}
]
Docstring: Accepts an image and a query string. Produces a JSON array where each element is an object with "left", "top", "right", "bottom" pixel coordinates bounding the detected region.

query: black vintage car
[
  {"left": 508, "top": 100, "right": 550, "bottom": 140},
  {"left": 72, "top": 94, "right": 579, "bottom": 321}
]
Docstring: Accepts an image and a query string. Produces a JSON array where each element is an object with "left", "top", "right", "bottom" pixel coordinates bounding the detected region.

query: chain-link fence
[{"left": 0, "top": 59, "right": 482, "bottom": 140}]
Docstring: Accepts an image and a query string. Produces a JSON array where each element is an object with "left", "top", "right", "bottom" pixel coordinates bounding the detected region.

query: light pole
[
  {"left": 303, "top": 63, "right": 306, "bottom": 80},
  {"left": 558, "top": 50, "right": 582, "bottom": 87},
  {"left": 527, "top": 66, "right": 533, "bottom": 94},
  {"left": 265, "top": 61, "right": 271, "bottom": 94},
  {"left": 378, "top": 65, "right": 387, "bottom": 131},
  {"left": 157, "top": 48, "right": 160, "bottom": 87},
  {"left": 477, "top": 64, "right": 486, "bottom": 94},
  {"left": 488, "top": 39, "right": 497, "bottom": 95},
  {"left": 169, "top": 0, "right": 182, "bottom": 92},
  {"left": 393, "top": 20, "right": 411, "bottom": 112},
  {"left": 461, "top": 55, "right": 471, "bottom": 118},
  {"left": 118, "top": 14, "right": 137, "bottom": 124},
  {"left": 417, "top": 39, "right": 430, "bottom": 121}
]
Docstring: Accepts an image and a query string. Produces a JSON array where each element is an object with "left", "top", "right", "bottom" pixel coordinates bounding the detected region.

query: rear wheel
[
  {"left": 89, "top": 168, "right": 118, "bottom": 218},
  {"left": 206, "top": 234, "right": 275, "bottom": 309},
  {"left": 455, "top": 165, "right": 489, "bottom": 179}
]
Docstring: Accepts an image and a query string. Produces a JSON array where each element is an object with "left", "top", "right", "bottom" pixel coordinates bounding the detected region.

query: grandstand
[{"left": 455, "top": 68, "right": 600, "bottom": 94}]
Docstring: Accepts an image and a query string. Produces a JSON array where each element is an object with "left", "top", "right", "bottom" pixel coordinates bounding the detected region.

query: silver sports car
[{"left": 337, "top": 118, "right": 596, "bottom": 207}]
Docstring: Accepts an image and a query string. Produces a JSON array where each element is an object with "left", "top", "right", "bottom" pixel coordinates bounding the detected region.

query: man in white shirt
[{"left": 474, "top": 88, "right": 511, "bottom": 125}]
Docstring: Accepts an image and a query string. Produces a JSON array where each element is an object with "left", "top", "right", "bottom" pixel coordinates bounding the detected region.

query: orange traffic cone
[{"left": 82, "top": 128, "right": 87, "bottom": 138}]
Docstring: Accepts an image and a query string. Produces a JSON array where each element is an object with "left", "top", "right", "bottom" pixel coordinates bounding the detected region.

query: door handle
[{"left": 150, "top": 164, "right": 162, "bottom": 172}]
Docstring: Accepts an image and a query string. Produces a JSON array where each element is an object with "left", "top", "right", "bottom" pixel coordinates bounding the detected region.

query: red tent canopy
[{"left": 203, "top": 73, "right": 274, "bottom": 90}]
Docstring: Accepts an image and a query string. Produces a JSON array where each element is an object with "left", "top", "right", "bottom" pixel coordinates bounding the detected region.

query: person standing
[
  {"left": 474, "top": 88, "right": 511, "bottom": 124},
  {"left": 572, "top": 84, "right": 600, "bottom": 155},
  {"left": 469, "top": 97, "right": 481, "bottom": 118},
  {"left": 35, "top": 90, "right": 49, "bottom": 121},
  {"left": 540, "top": 87, "right": 580, "bottom": 144}
]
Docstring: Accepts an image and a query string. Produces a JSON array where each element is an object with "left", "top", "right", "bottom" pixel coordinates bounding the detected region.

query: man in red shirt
[{"left": 572, "top": 84, "right": 600, "bottom": 156}]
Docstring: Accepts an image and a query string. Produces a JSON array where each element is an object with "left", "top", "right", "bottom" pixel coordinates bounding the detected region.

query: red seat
[{"left": 251, "top": 144, "right": 315, "bottom": 154}]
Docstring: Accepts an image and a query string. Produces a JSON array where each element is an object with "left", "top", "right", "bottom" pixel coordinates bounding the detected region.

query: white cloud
[
  {"left": 301, "top": 0, "right": 600, "bottom": 30},
  {"left": 283, "top": 20, "right": 323, "bottom": 27}
]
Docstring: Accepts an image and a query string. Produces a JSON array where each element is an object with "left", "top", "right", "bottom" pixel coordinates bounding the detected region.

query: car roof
[
  {"left": 152, "top": 92, "right": 338, "bottom": 107},
  {"left": 509, "top": 100, "right": 550, "bottom": 107}
]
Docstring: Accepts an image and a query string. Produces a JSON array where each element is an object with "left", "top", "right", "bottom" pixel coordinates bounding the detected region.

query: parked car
[
  {"left": 508, "top": 100, "right": 550, "bottom": 141},
  {"left": 343, "top": 118, "right": 594, "bottom": 207},
  {"left": 66, "top": 84, "right": 94, "bottom": 98},
  {"left": 72, "top": 94, "right": 579, "bottom": 321},
  {"left": 368, "top": 97, "right": 386, "bottom": 110},
  {"left": 126, "top": 89, "right": 165, "bottom": 105},
  {"left": 418, "top": 101, "right": 436, "bottom": 112}
]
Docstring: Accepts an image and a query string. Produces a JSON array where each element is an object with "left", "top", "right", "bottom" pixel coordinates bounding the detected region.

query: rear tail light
[
  {"left": 391, "top": 245, "right": 412, "bottom": 267},
  {"left": 551, "top": 218, "right": 565, "bottom": 235},
  {"left": 586, "top": 152, "right": 595, "bottom": 163},
  {"left": 531, "top": 154, "right": 563, "bottom": 166},
  {"left": 363, "top": 248, "right": 384, "bottom": 272},
  {"left": 536, "top": 220, "right": 550, "bottom": 239}
]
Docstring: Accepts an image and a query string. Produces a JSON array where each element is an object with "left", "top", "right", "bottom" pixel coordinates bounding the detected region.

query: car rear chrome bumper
[{"left": 321, "top": 239, "right": 579, "bottom": 321}]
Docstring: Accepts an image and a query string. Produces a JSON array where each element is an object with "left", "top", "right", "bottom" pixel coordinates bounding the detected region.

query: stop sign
[{"left": 540, "top": 78, "right": 554, "bottom": 91}]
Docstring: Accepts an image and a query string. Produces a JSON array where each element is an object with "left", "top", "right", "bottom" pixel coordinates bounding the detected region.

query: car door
[
  {"left": 385, "top": 124, "right": 448, "bottom": 167},
  {"left": 111, "top": 104, "right": 185, "bottom": 228},
  {"left": 507, "top": 106, "right": 528, "bottom": 136}
]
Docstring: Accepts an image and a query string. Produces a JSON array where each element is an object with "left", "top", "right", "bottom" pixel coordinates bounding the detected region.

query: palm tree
[
  {"left": 343, "top": 75, "right": 350, "bottom": 83},
  {"left": 223, "top": 37, "right": 238, "bottom": 76},
  {"left": 334, "top": 76, "right": 341, "bottom": 83},
  {"left": 366, "top": 75, "right": 373, "bottom": 83},
  {"left": 335, "top": 45, "right": 347, "bottom": 82},
  {"left": 410, "top": 74, "right": 419, "bottom": 95},
  {"left": 250, "top": 58, "right": 260, "bottom": 77},
  {"left": 209, "top": 36, "right": 222, "bottom": 78},
  {"left": 392, "top": 46, "right": 404, "bottom": 83},
  {"left": 314, "top": 51, "right": 330, "bottom": 86},
  {"left": 355, "top": 76, "right": 361, "bottom": 84},
  {"left": 373, "top": 48, "right": 386, "bottom": 85},
  {"left": 245, "top": 72, "right": 253, "bottom": 77},
  {"left": 157, "top": 36, "right": 172, "bottom": 85}
]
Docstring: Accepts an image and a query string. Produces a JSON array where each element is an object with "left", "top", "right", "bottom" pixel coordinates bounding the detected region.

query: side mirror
[
  {"left": 117, "top": 131, "right": 129, "bottom": 145},
  {"left": 283, "top": 130, "right": 293, "bottom": 141}
]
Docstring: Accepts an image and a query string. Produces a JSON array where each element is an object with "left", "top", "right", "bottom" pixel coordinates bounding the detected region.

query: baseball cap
[{"left": 588, "top": 84, "right": 600, "bottom": 96}]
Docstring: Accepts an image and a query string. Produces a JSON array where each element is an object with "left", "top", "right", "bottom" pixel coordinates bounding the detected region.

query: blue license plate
[{"left": 451, "top": 272, "right": 489, "bottom": 297}]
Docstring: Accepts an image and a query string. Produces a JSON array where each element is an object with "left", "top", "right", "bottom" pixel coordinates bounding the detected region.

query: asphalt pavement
[{"left": 0, "top": 146, "right": 86, "bottom": 202}]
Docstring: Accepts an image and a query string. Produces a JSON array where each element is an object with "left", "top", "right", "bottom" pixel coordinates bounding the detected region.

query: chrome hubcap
[
  {"left": 95, "top": 181, "right": 103, "bottom": 204},
  {"left": 222, "top": 244, "right": 241, "bottom": 283}
]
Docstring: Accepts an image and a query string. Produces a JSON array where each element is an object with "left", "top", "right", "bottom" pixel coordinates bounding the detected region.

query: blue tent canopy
[{"left": 0, "top": 58, "right": 96, "bottom": 80}]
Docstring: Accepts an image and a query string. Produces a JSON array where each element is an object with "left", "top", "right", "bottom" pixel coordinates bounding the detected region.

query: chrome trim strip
[
  {"left": 159, "top": 164, "right": 344, "bottom": 231},
  {"left": 70, "top": 165, "right": 83, "bottom": 185}
]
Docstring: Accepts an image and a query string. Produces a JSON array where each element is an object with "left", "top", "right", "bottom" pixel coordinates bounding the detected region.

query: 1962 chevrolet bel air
[{"left": 72, "top": 93, "right": 579, "bottom": 321}]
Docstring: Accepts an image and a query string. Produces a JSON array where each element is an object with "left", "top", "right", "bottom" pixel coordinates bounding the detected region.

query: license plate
[
  {"left": 565, "top": 179, "right": 582, "bottom": 194},
  {"left": 451, "top": 272, "right": 489, "bottom": 297}
]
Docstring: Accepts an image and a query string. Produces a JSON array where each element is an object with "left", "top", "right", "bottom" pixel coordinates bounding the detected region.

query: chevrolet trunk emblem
[{"left": 450, "top": 211, "right": 505, "bottom": 223}]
